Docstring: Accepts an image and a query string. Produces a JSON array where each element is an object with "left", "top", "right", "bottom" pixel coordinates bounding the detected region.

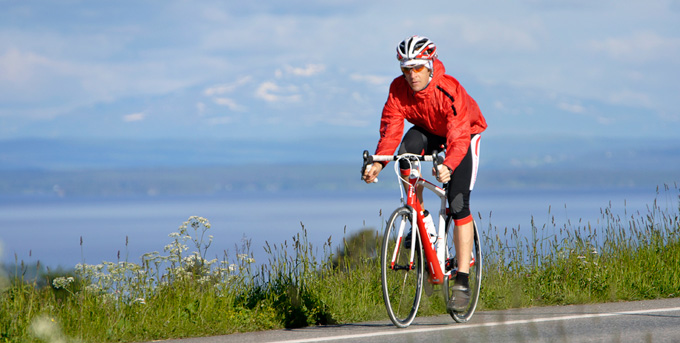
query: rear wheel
[
  {"left": 381, "top": 206, "right": 424, "bottom": 328},
  {"left": 443, "top": 218, "right": 482, "bottom": 323}
]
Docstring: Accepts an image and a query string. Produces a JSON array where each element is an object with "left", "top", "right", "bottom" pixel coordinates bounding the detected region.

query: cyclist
[{"left": 362, "top": 35, "right": 487, "bottom": 312}]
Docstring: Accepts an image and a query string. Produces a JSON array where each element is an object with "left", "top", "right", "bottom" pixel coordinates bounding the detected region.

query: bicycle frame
[{"left": 402, "top": 166, "right": 448, "bottom": 284}]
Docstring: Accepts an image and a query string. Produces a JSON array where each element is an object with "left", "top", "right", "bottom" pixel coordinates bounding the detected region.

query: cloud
[
  {"left": 458, "top": 20, "right": 540, "bottom": 52},
  {"left": 213, "top": 97, "right": 245, "bottom": 111},
  {"left": 350, "top": 73, "right": 391, "bottom": 86},
  {"left": 319, "top": 111, "right": 371, "bottom": 127},
  {"left": 1, "top": 0, "right": 678, "bottom": 140},
  {"left": 206, "top": 116, "right": 234, "bottom": 125},
  {"left": 201, "top": 77, "right": 251, "bottom": 113},
  {"left": 196, "top": 102, "right": 206, "bottom": 115},
  {"left": 557, "top": 101, "right": 586, "bottom": 114},
  {"left": 607, "top": 89, "right": 653, "bottom": 108},
  {"left": 284, "top": 64, "right": 326, "bottom": 77},
  {"left": 523, "top": 0, "right": 598, "bottom": 10},
  {"left": 203, "top": 77, "right": 253, "bottom": 96},
  {"left": 0, "top": 48, "right": 42, "bottom": 84},
  {"left": 204, "top": 84, "right": 236, "bottom": 96},
  {"left": 434, "top": 13, "right": 542, "bottom": 55},
  {"left": 0, "top": 48, "right": 74, "bottom": 102},
  {"left": 255, "top": 81, "right": 301, "bottom": 103},
  {"left": 590, "top": 31, "right": 680, "bottom": 63},
  {"left": 123, "top": 112, "right": 145, "bottom": 122}
]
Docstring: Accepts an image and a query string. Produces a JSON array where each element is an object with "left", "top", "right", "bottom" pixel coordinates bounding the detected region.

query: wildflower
[
  {"left": 237, "top": 254, "right": 256, "bottom": 264},
  {"left": 52, "top": 277, "right": 75, "bottom": 289},
  {"left": 143, "top": 251, "right": 160, "bottom": 259},
  {"left": 84, "top": 284, "right": 102, "bottom": 293},
  {"left": 133, "top": 298, "right": 146, "bottom": 305}
]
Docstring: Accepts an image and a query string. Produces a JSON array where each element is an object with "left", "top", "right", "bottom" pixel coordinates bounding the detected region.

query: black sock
[{"left": 455, "top": 272, "right": 469, "bottom": 289}]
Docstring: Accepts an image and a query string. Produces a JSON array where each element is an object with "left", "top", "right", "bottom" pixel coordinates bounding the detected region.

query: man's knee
[{"left": 449, "top": 191, "right": 470, "bottom": 219}]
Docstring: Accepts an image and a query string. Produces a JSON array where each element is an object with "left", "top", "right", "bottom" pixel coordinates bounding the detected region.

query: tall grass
[
  {"left": 481, "top": 183, "right": 680, "bottom": 309},
  {"left": 1, "top": 184, "right": 679, "bottom": 342}
]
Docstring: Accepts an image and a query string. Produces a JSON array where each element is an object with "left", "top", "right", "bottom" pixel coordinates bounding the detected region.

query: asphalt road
[{"left": 147, "top": 298, "right": 680, "bottom": 343}]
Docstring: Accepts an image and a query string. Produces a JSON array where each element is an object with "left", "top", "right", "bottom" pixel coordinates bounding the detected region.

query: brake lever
[
  {"left": 361, "top": 150, "right": 378, "bottom": 182},
  {"left": 361, "top": 150, "right": 369, "bottom": 179},
  {"left": 432, "top": 150, "right": 442, "bottom": 180}
]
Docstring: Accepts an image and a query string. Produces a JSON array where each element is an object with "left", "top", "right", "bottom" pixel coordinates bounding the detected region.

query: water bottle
[{"left": 422, "top": 210, "right": 437, "bottom": 244}]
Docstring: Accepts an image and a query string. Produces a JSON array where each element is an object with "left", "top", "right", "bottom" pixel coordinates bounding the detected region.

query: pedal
[
  {"left": 445, "top": 256, "right": 475, "bottom": 272},
  {"left": 445, "top": 258, "right": 456, "bottom": 272}
]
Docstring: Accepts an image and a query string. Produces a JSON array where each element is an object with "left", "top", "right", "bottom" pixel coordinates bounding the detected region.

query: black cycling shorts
[{"left": 397, "top": 126, "right": 481, "bottom": 224}]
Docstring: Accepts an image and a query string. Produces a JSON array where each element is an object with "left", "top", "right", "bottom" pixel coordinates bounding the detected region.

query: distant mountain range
[{"left": 0, "top": 136, "right": 678, "bottom": 197}]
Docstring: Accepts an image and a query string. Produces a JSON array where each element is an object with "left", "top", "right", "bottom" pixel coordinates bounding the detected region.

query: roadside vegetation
[{"left": 1, "top": 184, "right": 679, "bottom": 343}]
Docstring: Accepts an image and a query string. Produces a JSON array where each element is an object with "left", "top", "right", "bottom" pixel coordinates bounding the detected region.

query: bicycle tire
[
  {"left": 442, "top": 218, "right": 483, "bottom": 323},
  {"left": 381, "top": 206, "right": 424, "bottom": 328}
]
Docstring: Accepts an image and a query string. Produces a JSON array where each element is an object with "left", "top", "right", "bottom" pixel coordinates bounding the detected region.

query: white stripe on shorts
[{"left": 469, "top": 134, "right": 481, "bottom": 191}]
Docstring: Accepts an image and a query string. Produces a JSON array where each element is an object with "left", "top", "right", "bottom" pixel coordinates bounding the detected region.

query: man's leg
[
  {"left": 454, "top": 220, "right": 474, "bottom": 274},
  {"left": 398, "top": 126, "right": 443, "bottom": 208},
  {"left": 448, "top": 205, "right": 474, "bottom": 312},
  {"left": 449, "top": 135, "right": 480, "bottom": 276},
  {"left": 446, "top": 136, "right": 480, "bottom": 312}
]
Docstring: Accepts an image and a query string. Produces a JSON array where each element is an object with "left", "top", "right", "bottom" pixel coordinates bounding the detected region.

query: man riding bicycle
[{"left": 362, "top": 35, "right": 487, "bottom": 312}]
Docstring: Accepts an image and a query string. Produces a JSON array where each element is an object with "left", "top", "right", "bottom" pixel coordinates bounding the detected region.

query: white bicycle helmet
[{"left": 396, "top": 35, "right": 438, "bottom": 66}]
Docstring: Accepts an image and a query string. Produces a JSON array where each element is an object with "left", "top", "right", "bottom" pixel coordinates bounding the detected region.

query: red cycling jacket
[{"left": 375, "top": 59, "right": 488, "bottom": 171}]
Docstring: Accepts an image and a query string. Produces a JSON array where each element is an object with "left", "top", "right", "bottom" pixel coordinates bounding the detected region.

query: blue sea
[{"left": 0, "top": 187, "right": 671, "bottom": 269}]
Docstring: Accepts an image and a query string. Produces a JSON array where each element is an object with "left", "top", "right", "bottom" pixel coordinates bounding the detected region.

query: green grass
[
  {"left": 1, "top": 184, "right": 679, "bottom": 342},
  {"left": 480, "top": 184, "right": 680, "bottom": 309}
]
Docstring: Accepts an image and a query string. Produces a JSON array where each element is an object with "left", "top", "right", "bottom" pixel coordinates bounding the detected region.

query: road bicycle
[{"left": 361, "top": 150, "right": 483, "bottom": 328}]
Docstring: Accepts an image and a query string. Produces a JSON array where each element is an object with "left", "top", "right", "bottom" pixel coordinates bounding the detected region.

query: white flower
[
  {"left": 52, "top": 276, "right": 75, "bottom": 289},
  {"left": 84, "top": 284, "right": 102, "bottom": 293}
]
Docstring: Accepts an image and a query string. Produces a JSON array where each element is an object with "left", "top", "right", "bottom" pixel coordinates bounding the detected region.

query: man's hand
[
  {"left": 434, "top": 164, "right": 451, "bottom": 184},
  {"left": 363, "top": 162, "right": 383, "bottom": 184}
]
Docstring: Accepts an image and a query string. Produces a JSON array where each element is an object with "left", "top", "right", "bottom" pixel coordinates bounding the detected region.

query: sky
[
  {"left": 1, "top": 1, "right": 679, "bottom": 270},
  {"left": 1, "top": 1, "right": 679, "bottom": 147}
]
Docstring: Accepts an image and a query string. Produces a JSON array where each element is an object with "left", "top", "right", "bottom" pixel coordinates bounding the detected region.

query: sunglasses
[{"left": 401, "top": 64, "right": 427, "bottom": 74}]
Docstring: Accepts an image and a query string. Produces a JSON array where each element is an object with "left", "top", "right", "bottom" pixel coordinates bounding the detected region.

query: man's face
[{"left": 402, "top": 64, "right": 431, "bottom": 92}]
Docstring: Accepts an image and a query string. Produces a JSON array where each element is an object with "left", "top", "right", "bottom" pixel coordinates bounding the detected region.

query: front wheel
[
  {"left": 381, "top": 206, "right": 424, "bottom": 328},
  {"left": 442, "top": 218, "right": 483, "bottom": 323}
]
